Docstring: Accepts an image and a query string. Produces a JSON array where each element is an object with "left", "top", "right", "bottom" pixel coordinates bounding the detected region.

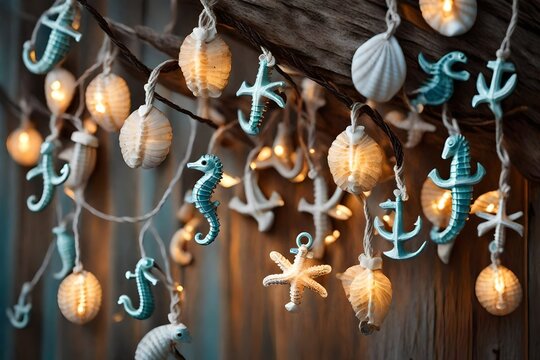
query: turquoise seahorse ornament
[
  {"left": 410, "top": 52, "right": 470, "bottom": 108},
  {"left": 236, "top": 53, "right": 286, "bottom": 135},
  {"left": 187, "top": 154, "right": 223, "bottom": 245},
  {"left": 22, "top": 1, "right": 82, "bottom": 74},
  {"left": 6, "top": 283, "right": 32, "bottom": 329},
  {"left": 52, "top": 225, "right": 76, "bottom": 279},
  {"left": 118, "top": 257, "right": 159, "bottom": 320},
  {"left": 472, "top": 58, "right": 517, "bottom": 120},
  {"left": 374, "top": 190, "right": 426, "bottom": 260},
  {"left": 26, "top": 140, "right": 70, "bottom": 212},
  {"left": 428, "top": 134, "right": 486, "bottom": 244}
]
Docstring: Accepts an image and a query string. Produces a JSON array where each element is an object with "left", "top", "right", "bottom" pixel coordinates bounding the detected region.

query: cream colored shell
[
  {"left": 421, "top": 178, "right": 453, "bottom": 229},
  {"left": 351, "top": 33, "right": 406, "bottom": 103},
  {"left": 45, "top": 68, "right": 76, "bottom": 115},
  {"left": 420, "top": 0, "right": 477, "bottom": 37},
  {"left": 62, "top": 131, "right": 98, "bottom": 190},
  {"left": 85, "top": 73, "right": 131, "bottom": 132},
  {"left": 178, "top": 27, "right": 232, "bottom": 98},
  {"left": 471, "top": 190, "right": 499, "bottom": 215},
  {"left": 119, "top": 105, "right": 173, "bottom": 169},
  {"left": 475, "top": 264, "right": 522, "bottom": 316},
  {"left": 6, "top": 125, "right": 43, "bottom": 166},
  {"left": 58, "top": 271, "right": 102, "bottom": 324},
  {"left": 327, "top": 125, "right": 383, "bottom": 194}
]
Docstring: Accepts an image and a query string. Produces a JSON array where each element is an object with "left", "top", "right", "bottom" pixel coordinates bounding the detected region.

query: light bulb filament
[{"left": 442, "top": 0, "right": 453, "bottom": 14}]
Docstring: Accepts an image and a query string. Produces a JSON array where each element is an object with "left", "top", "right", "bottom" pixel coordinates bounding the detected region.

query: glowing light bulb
[
  {"left": 6, "top": 126, "right": 43, "bottom": 166},
  {"left": 51, "top": 80, "right": 61, "bottom": 90},
  {"left": 274, "top": 144, "right": 285, "bottom": 157},
  {"left": 383, "top": 214, "right": 391, "bottom": 223},
  {"left": 176, "top": 285, "right": 184, "bottom": 293},
  {"left": 220, "top": 172, "right": 241, "bottom": 188},
  {"left": 436, "top": 191, "right": 452, "bottom": 210},
  {"left": 309, "top": 148, "right": 315, "bottom": 154},
  {"left": 250, "top": 162, "right": 257, "bottom": 170},
  {"left": 486, "top": 203, "right": 495, "bottom": 213},
  {"left": 45, "top": 68, "right": 76, "bottom": 115},
  {"left": 442, "top": 0, "right": 453, "bottom": 14},
  {"left": 256, "top": 147, "right": 273, "bottom": 162},
  {"left": 83, "top": 118, "right": 98, "bottom": 134}
]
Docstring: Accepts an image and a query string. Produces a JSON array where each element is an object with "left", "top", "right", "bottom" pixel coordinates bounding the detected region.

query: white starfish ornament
[{"left": 385, "top": 108, "right": 436, "bottom": 148}]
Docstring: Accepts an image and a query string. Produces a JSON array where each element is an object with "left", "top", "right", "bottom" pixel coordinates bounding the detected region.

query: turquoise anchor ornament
[
  {"left": 374, "top": 190, "right": 426, "bottom": 260},
  {"left": 118, "top": 257, "right": 159, "bottom": 320},
  {"left": 22, "top": 1, "right": 82, "bottom": 74},
  {"left": 472, "top": 58, "right": 517, "bottom": 120},
  {"left": 236, "top": 54, "right": 286, "bottom": 135},
  {"left": 6, "top": 283, "right": 32, "bottom": 329},
  {"left": 52, "top": 225, "right": 76, "bottom": 279},
  {"left": 410, "top": 52, "right": 470, "bottom": 108},
  {"left": 428, "top": 134, "right": 486, "bottom": 244},
  {"left": 26, "top": 140, "right": 70, "bottom": 212},
  {"left": 187, "top": 154, "right": 223, "bottom": 245}
]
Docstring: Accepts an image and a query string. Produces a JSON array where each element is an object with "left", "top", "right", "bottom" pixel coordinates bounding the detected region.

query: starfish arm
[
  {"left": 322, "top": 187, "right": 344, "bottom": 213},
  {"left": 269, "top": 251, "right": 292, "bottom": 271},
  {"left": 298, "top": 198, "right": 315, "bottom": 214},
  {"left": 262, "top": 273, "right": 290, "bottom": 286},
  {"left": 475, "top": 211, "right": 496, "bottom": 221},
  {"left": 228, "top": 197, "right": 249, "bottom": 213},
  {"left": 472, "top": 74, "right": 488, "bottom": 107},
  {"left": 508, "top": 211, "right": 524, "bottom": 220},
  {"left": 236, "top": 82, "right": 253, "bottom": 97},
  {"left": 301, "top": 277, "right": 328, "bottom": 298},
  {"left": 477, "top": 218, "right": 498, "bottom": 236},
  {"left": 304, "top": 264, "right": 332, "bottom": 277}
]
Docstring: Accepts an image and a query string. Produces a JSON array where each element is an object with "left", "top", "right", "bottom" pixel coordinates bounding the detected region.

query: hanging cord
[
  {"left": 207, "top": 120, "right": 239, "bottom": 154},
  {"left": 441, "top": 103, "right": 460, "bottom": 136},
  {"left": 384, "top": 0, "right": 401, "bottom": 38},
  {"left": 197, "top": 0, "right": 218, "bottom": 39},
  {"left": 27, "top": 0, "right": 65, "bottom": 51},
  {"left": 141, "top": 59, "right": 178, "bottom": 117},
  {"left": 356, "top": 193, "right": 375, "bottom": 259},
  {"left": 72, "top": 188, "right": 85, "bottom": 272},
  {"left": 137, "top": 219, "right": 153, "bottom": 258},
  {"left": 496, "top": 0, "right": 519, "bottom": 60},
  {"left": 163, "top": 0, "right": 178, "bottom": 34}
]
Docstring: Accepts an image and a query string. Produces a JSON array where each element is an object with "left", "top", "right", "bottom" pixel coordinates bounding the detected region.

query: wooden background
[{"left": 0, "top": 0, "right": 538, "bottom": 359}]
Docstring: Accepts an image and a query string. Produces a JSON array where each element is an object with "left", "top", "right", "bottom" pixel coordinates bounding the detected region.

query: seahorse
[
  {"left": 410, "top": 51, "right": 470, "bottom": 108},
  {"left": 428, "top": 134, "right": 486, "bottom": 244},
  {"left": 52, "top": 225, "right": 76, "bottom": 279},
  {"left": 22, "top": 1, "right": 82, "bottom": 74},
  {"left": 26, "top": 140, "right": 70, "bottom": 212},
  {"left": 187, "top": 154, "right": 223, "bottom": 245},
  {"left": 118, "top": 257, "right": 158, "bottom": 320}
]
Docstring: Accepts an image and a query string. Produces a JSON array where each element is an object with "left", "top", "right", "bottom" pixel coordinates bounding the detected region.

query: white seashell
[
  {"left": 57, "top": 271, "right": 102, "bottom": 324},
  {"left": 327, "top": 126, "right": 383, "bottom": 194},
  {"left": 45, "top": 68, "right": 76, "bottom": 115},
  {"left": 85, "top": 73, "right": 131, "bottom": 132},
  {"left": 421, "top": 178, "right": 453, "bottom": 229},
  {"left": 178, "top": 27, "right": 232, "bottom": 98},
  {"left": 119, "top": 105, "right": 173, "bottom": 169},
  {"left": 471, "top": 190, "right": 499, "bottom": 214},
  {"left": 135, "top": 323, "right": 191, "bottom": 360},
  {"left": 475, "top": 264, "right": 522, "bottom": 316},
  {"left": 60, "top": 131, "right": 98, "bottom": 190},
  {"left": 420, "top": 0, "right": 477, "bottom": 37},
  {"left": 351, "top": 33, "right": 406, "bottom": 103}
]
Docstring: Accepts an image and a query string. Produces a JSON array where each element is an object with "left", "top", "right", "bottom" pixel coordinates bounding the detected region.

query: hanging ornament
[
  {"left": 421, "top": 178, "right": 453, "bottom": 230},
  {"left": 475, "top": 264, "right": 522, "bottom": 316},
  {"left": 170, "top": 192, "right": 200, "bottom": 266},
  {"left": 337, "top": 254, "right": 392, "bottom": 335},
  {"left": 471, "top": 190, "right": 499, "bottom": 215},
  {"left": 178, "top": 0, "right": 232, "bottom": 98},
  {"left": 135, "top": 322, "right": 191, "bottom": 359},
  {"left": 6, "top": 282, "right": 33, "bottom": 329},
  {"left": 52, "top": 224, "right": 76, "bottom": 280},
  {"left": 419, "top": 0, "right": 477, "bottom": 37},
  {"left": 384, "top": 103, "right": 436, "bottom": 148},
  {"left": 6, "top": 113, "right": 43, "bottom": 166},
  {"left": 351, "top": 0, "right": 406, "bottom": 103},
  {"left": 59, "top": 131, "right": 98, "bottom": 191},
  {"left": 86, "top": 73, "right": 131, "bottom": 132},
  {"left": 45, "top": 68, "right": 77, "bottom": 115},
  {"left": 58, "top": 270, "right": 102, "bottom": 324},
  {"left": 187, "top": 154, "right": 223, "bottom": 245},
  {"left": 118, "top": 257, "right": 159, "bottom": 320},
  {"left": 237, "top": 48, "right": 286, "bottom": 136},
  {"left": 22, "top": 0, "right": 82, "bottom": 74},
  {"left": 262, "top": 232, "right": 332, "bottom": 312},
  {"left": 119, "top": 60, "right": 174, "bottom": 169}
]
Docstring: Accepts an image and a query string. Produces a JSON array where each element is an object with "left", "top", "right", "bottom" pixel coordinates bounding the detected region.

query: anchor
[
  {"left": 374, "top": 190, "right": 426, "bottom": 260},
  {"left": 472, "top": 58, "right": 517, "bottom": 120},
  {"left": 6, "top": 283, "right": 32, "bottom": 329}
]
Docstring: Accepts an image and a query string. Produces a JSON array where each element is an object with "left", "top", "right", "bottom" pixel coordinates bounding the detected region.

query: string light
[
  {"left": 6, "top": 125, "right": 43, "bottom": 166},
  {"left": 45, "top": 68, "right": 76, "bottom": 115},
  {"left": 58, "top": 271, "right": 102, "bottom": 324},
  {"left": 220, "top": 173, "right": 241, "bottom": 188},
  {"left": 442, "top": 0, "right": 453, "bottom": 15}
]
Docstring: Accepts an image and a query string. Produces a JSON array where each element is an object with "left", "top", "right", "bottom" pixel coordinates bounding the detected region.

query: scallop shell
[
  {"left": 6, "top": 125, "right": 43, "bottom": 166},
  {"left": 119, "top": 105, "right": 173, "bottom": 169},
  {"left": 135, "top": 323, "right": 191, "bottom": 360},
  {"left": 421, "top": 178, "right": 453, "bottom": 229},
  {"left": 471, "top": 190, "right": 499, "bottom": 214},
  {"left": 475, "top": 265, "right": 522, "bottom": 316},
  {"left": 85, "top": 73, "right": 131, "bottom": 132},
  {"left": 420, "top": 0, "right": 477, "bottom": 37},
  {"left": 60, "top": 131, "right": 98, "bottom": 189},
  {"left": 58, "top": 271, "right": 102, "bottom": 324},
  {"left": 351, "top": 33, "right": 406, "bottom": 103},
  {"left": 178, "top": 27, "right": 232, "bottom": 98},
  {"left": 45, "top": 68, "right": 76, "bottom": 115},
  {"left": 327, "top": 125, "right": 383, "bottom": 194}
]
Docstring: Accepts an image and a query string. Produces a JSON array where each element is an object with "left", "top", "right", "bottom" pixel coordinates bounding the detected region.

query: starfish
[
  {"left": 476, "top": 196, "right": 523, "bottom": 252},
  {"left": 385, "top": 109, "right": 436, "bottom": 148},
  {"left": 263, "top": 233, "right": 332, "bottom": 312}
]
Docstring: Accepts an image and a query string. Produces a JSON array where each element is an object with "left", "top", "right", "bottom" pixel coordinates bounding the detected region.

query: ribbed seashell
[
  {"left": 420, "top": 0, "right": 477, "bottom": 37},
  {"left": 60, "top": 131, "right": 98, "bottom": 190},
  {"left": 135, "top": 323, "right": 191, "bottom": 360},
  {"left": 178, "top": 27, "right": 232, "bottom": 98},
  {"left": 327, "top": 125, "right": 383, "bottom": 194},
  {"left": 351, "top": 33, "right": 406, "bottom": 103},
  {"left": 57, "top": 271, "right": 102, "bottom": 324},
  {"left": 119, "top": 105, "right": 173, "bottom": 169},
  {"left": 45, "top": 68, "right": 76, "bottom": 115},
  {"left": 421, "top": 178, "right": 453, "bottom": 229},
  {"left": 471, "top": 190, "right": 499, "bottom": 214},
  {"left": 475, "top": 264, "right": 522, "bottom": 316},
  {"left": 85, "top": 73, "right": 131, "bottom": 132}
]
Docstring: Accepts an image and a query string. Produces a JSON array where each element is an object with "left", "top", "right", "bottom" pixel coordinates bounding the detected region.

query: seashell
[
  {"left": 85, "top": 73, "right": 131, "bottom": 132},
  {"left": 471, "top": 190, "right": 499, "bottom": 214},
  {"left": 475, "top": 264, "right": 522, "bottom": 316},
  {"left": 178, "top": 27, "right": 232, "bottom": 98},
  {"left": 119, "top": 105, "right": 173, "bottom": 169},
  {"left": 58, "top": 271, "right": 102, "bottom": 324},
  {"left": 135, "top": 323, "right": 191, "bottom": 360},
  {"left": 327, "top": 125, "right": 383, "bottom": 194},
  {"left": 420, "top": 0, "right": 477, "bottom": 37},
  {"left": 6, "top": 125, "right": 43, "bottom": 166},
  {"left": 351, "top": 33, "right": 406, "bottom": 103},
  {"left": 59, "top": 131, "right": 98, "bottom": 190},
  {"left": 421, "top": 178, "right": 453, "bottom": 229},
  {"left": 45, "top": 68, "right": 76, "bottom": 115}
]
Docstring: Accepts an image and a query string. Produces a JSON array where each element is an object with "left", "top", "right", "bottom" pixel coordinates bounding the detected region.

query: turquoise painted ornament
[
  {"left": 236, "top": 52, "right": 286, "bottom": 135},
  {"left": 428, "top": 134, "right": 486, "bottom": 244},
  {"left": 6, "top": 283, "right": 32, "bottom": 329},
  {"left": 26, "top": 140, "right": 70, "bottom": 212},
  {"left": 187, "top": 154, "right": 223, "bottom": 245},
  {"left": 374, "top": 190, "right": 426, "bottom": 260},
  {"left": 118, "top": 257, "right": 158, "bottom": 320},
  {"left": 22, "top": 1, "right": 82, "bottom": 74},
  {"left": 411, "top": 52, "right": 470, "bottom": 108},
  {"left": 472, "top": 58, "right": 517, "bottom": 120},
  {"left": 52, "top": 225, "right": 76, "bottom": 280}
]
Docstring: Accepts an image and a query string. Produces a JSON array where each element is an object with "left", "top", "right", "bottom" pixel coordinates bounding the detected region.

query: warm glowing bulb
[
  {"left": 220, "top": 173, "right": 241, "bottom": 188},
  {"left": 486, "top": 203, "right": 495, "bottom": 213},
  {"left": 494, "top": 272, "right": 505, "bottom": 293},
  {"left": 437, "top": 191, "right": 451, "bottom": 210},
  {"left": 250, "top": 162, "right": 257, "bottom": 170},
  {"left": 95, "top": 103, "right": 106, "bottom": 113},
  {"left": 6, "top": 126, "right": 43, "bottom": 166},
  {"left": 176, "top": 285, "right": 184, "bottom": 293},
  {"left": 383, "top": 214, "right": 391, "bottom": 223},
  {"left": 256, "top": 147, "right": 273, "bottom": 162},
  {"left": 18, "top": 132, "right": 30, "bottom": 151},
  {"left": 309, "top": 148, "right": 315, "bottom": 154},
  {"left": 83, "top": 118, "right": 98, "bottom": 134},
  {"left": 442, "top": 0, "right": 453, "bottom": 13},
  {"left": 274, "top": 144, "right": 285, "bottom": 157},
  {"left": 51, "top": 80, "right": 61, "bottom": 90}
]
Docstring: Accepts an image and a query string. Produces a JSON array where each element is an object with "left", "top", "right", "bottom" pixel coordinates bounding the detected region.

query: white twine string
[
  {"left": 197, "top": 0, "right": 218, "bottom": 40},
  {"left": 164, "top": 0, "right": 178, "bottom": 34},
  {"left": 28, "top": 0, "right": 65, "bottom": 50},
  {"left": 393, "top": 164, "right": 408, "bottom": 201},
  {"left": 207, "top": 120, "right": 238, "bottom": 154},
  {"left": 141, "top": 59, "right": 177, "bottom": 117},
  {"left": 441, "top": 103, "right": 460, "bottom": 136},
  {"left": 72, "top": 187, "right": 84, "bottom": 272},
  {"left": 19, "top": 100, "right": 31, "bottom": 127},
  {"left": 260, "top": 47, "right": 276, "bottom": 67},
  {"left": 384, "top": 0, "right": 401, "bottom": 38},
  {"left": 358, "top": 193, "right": 375, "bottom": 259},
  {"left": 496, "top": 0, "right": 519, "bottom": 60}
]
